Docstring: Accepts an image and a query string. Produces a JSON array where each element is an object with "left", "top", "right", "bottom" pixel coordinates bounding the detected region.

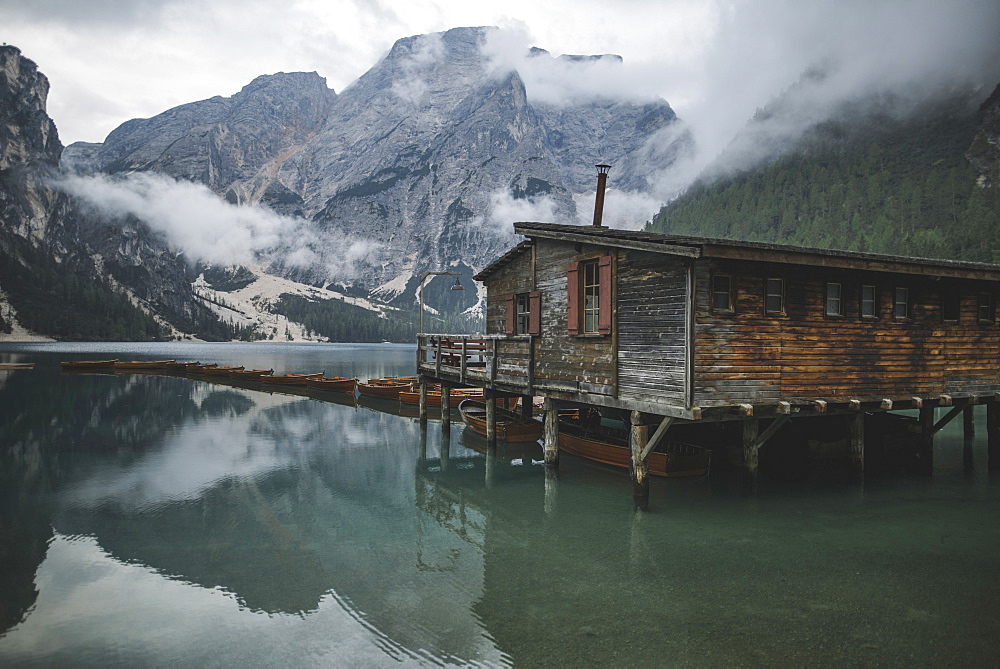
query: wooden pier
[{"left": 418, "top": 222, "right": 1000, "bottom": 503}]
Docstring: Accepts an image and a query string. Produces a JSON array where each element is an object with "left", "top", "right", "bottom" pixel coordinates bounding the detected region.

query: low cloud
[
  {"left": 53, "top": 172, "right": 379, "bottom": 280},
  {"left": 573, "top": 189, "right": 663, "bottom": 231},
  {"left": 480, "top": 189, "right": 565, "bottom": 233},
  {"left": 390, "top": 32, "right": 445, "bottom": 105},
  {"left": 482, "top": 24, "right": 661, "bottom": 107}
]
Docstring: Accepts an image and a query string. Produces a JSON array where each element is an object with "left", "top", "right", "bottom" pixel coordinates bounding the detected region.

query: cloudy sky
[{"left": 4, "top": 0, "right": 999, "bottom": 154}]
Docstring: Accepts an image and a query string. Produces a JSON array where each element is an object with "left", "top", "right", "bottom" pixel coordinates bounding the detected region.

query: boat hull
[
  {"left": 262, "top": 373, "right": 324, "bottom": 386},
  {"left": 60, "top": 360, "right": 118, "bottom": 369},
  {"left": 305, "top": 377, "right": 358, "bottom": 393},
  {"left": 557, "top": 426, "right": 711, "bottom": 478},
  {"left": 458, "top": 399, "right": 543, "bottom": 443}
]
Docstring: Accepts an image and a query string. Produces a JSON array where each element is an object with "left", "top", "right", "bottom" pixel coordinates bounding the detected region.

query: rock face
[
  {"left": 64, "top": 27, "right": 685, "bottom": 301},
  {"left": 0, "top": 45, "right": 64, "bottom": 240},
  {"left": 0, "top": 45, "right": 232, "bottom": 340}
]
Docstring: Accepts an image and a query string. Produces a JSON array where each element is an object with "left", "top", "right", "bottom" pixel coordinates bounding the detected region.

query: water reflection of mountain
[
  {"left": 1, "top": 372, "right": 298, "bottom": 636},
  {"left": 32, "top": 386, "right": 505, "bottom": 663}
]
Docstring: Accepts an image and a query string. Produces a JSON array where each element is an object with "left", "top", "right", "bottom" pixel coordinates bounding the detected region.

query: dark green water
[{"left": 1, "top": 342, "right": 999, "bottom": 667}]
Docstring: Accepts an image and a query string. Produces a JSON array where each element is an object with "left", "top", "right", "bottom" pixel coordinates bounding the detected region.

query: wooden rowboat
[
  {"left": 115, "top": 360, "right": 176, "bottom": 370},
  {"left": 262, "top": 372, "right": 324, "bottom": 386},
  {"left": 557, "top": 420, "right": 711, "bottom": 478},
  {"left": 305, "top": 377, "right": 358, "bottom": 393},
  {"left": 163, "top": 361, "right": 201, "bottom": 371},
  {"left": 458, "top": 399, "right": 543, "bottom": 443},
  {"left": 194, "top": 365, "right": 244, "bottom": 376},
  {"left": 398, "top": 388, "right": 484, "bottom": 406},
  {"left": 357, "top": 381, "right": 411, "bottom": 399},
  {"left": 366, "top": 376, "right": 417, "bottom": 385},
  {"left": 0, "top": 362, "right": 35, "bottom": 370},
  {"left": 230, "top": 369, "right": 273, "bottom": 380},
  {"left": 61, "top": 360, "right": 118, "bottom": 369}
]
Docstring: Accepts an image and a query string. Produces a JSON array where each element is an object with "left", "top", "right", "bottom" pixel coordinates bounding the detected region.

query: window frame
[
  {"left": 861, "top": 284, "right": 877, "bottom": 320},
  {"left": 582, "top": 259, "right": 600, "bottom": 334},
  {"left": 978, "top": 291, "right": 994, "bottom": 325},
  {"left": 825, "top": 282, "right": 843, "bottom": 317},
  {"left": 893, "top": 287, "right": 909, "bottom": 320},
  {"left": 711, "top": 273, "right": 734, "bottom": 313},
  {"left": 567, "top": 256, "right": 612, "bottom": 336},
  {"left": 941, "top": 289, "right": 960, "bottom": 323},
  {"left": 514, "top": 292, "right": 531, "bottom": 335},
  {"left": 764, "top": 277, "right": 785, "bottom": 316}
]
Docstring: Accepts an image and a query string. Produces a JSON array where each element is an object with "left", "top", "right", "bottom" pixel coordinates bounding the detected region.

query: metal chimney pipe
[{"left": 592, "top": 164, "right": 611, "bottom": 227}]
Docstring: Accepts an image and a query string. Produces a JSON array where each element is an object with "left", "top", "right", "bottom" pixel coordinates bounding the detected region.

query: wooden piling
[
  {"left": 485, "top": 390, "right": 497, "bottom": 449},
  {"left": 543, "top": 398, "right": 559, "bottom": 469},
  {"left": 964, "top": 405, "right": 975, "bottom": 439},
  {"left": 440, "top": 384, "right": 451, "bottom": 428},
  {"left": 988, "top": 401, "right": 1000, "bottom": 472},
  {"left": 520, "top": 395, "right": 533, "bottom": 420},
  {"left": 919, "top": 406, "right": 934, "bottom": 474},
  {"left": 418, "top": 378, "right": 428, "bottom": 424},
  {"left": 742, "top": 418, "right": 760, "bottom": 477},
  {"left": 418, "top": 422, "right": 427, "bottom": 463},
  {"left": 630, "top": 411, "right": 651, "bottom": 506},
  {"left": 440, "top": 424, "right": 451, "bottom": 473},
  {"left": 848, "top": 412, "right": 864, "bottom": 482}
]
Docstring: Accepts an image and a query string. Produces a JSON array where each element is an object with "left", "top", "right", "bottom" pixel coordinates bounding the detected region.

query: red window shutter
[
  {"left": 504, "top": 294, "right": 516, "bottom": 336},
  {"left": 598, "top": 255, "right": 613, "bottom": 335},
  {"left": 528, "top": 290, "right": 541, "bottom": 336},
  {"left": 566, "top": 261, "right": 581, "bottom": 334}
]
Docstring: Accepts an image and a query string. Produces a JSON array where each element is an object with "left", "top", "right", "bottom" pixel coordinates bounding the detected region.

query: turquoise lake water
[{"left": 1, "top": 341, "right": 999, "bottom": 666}]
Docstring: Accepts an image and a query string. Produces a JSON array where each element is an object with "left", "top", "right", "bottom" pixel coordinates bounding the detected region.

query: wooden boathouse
[{"left": 416, "top": 220, "right": 1000, "bottom": 497}]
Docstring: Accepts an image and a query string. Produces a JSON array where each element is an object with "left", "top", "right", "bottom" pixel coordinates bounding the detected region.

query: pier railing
[{"left": 416, "top": 334, "right": 534, "bottom": 390}]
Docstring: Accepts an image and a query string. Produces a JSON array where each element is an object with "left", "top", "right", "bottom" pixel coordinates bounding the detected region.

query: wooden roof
[{"left": 473, "top": 222, "right": 1000, "bottom": 282}]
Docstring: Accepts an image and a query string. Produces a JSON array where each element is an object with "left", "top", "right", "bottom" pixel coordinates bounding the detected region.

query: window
[
  {"left": 861, "top": 285, "right": 877, "bottom": 318},
  {"left": 567, "top": 256, "right": 612, "bottom": 335},
  {"left": 765, "top": 278, "right": 785, "bottom": 315},
  {"left": 942, "top": 291, "right": 960, "bottom": 322},
  {"left": 979, "top": 292, "right": 994, "bottom": 324},
  {"left": 894, "top": 287, "right": 909, "bottom": 319},
  {"left": 826, "top": 282, "right": 843, "bottom": 316},
  {"left": 515, "top": 293, "right": 531, "bottom": 335},
  {"left": 505, "top": 291, "right": 540, "bottom": 336},
  {"left": 712, "top": 274, "right": 733, "bottom": 312},
  {"left": 583, "top": 260, "right": 600, "bottom": 334}
]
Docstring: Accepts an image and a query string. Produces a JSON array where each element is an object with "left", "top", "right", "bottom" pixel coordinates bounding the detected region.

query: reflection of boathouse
[{"left": 418, "top": 173, "right": 1000, "bottom": 494}]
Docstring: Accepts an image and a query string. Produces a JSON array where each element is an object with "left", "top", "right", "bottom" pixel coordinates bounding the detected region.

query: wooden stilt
[
  {"left": 740, "top": 418, "right": 760, "bottom": 494},
  {"left": 848, "top": 412, "right": 864, "bottom": 482},
  {"left": 630, "top": 411, "right": 651, "bottom": 507},
  {"left": 418, "top": 378, "right": 428, "bottom": 424},
  {"left": 440, "top": 384, "right": 451, "bottom": 428},
  {"left": 918, "top": 406, "right": 934, "bottom": 474},
  {"left": 988, "top": 401, "right": 1000, "bottom": 472},
  {"left": 418, "top": 421, "right": 427, "bottom": 464},
  {"left": 543, "top": 397, "right": 559, "bottom": 469},
  {"left": 485, "top": 390, "right": 497, "bottom": 449},
  {"left": 440, "top": 423, "right": 450, "bottom": 473},
  {"left": 520, "top": 395, "right": 533, "bottom": 419},
  {"left": 964, "top": 405, "right": 975, "bottom": 439},
  {"left": 742, "top": 418, "right": 760, "bottom": 477}
]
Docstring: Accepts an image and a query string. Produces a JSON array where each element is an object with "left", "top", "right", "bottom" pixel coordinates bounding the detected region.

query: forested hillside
[{"left": 649, "top": 90, "right": 1000, "bottom": 262}]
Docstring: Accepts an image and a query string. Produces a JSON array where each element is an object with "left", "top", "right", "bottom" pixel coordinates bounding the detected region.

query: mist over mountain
[
  {"left": 649, "top": 75, "right": 1000, "bottom": 262},
  {"left": 0, "top": 44, "right": 221, "bottom": 341},
  {"left": 62, "top": 27, "right": 686, "bottom": 308}
]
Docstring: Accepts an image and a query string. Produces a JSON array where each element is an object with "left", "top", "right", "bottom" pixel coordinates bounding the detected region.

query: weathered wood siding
[
  {"left": 484, "top": 250, "right": 532, "bottom": 337},
  {"left": 485, "top": 238, "right": 615, "bottom": 395},
  {"left": 617, "top": 250, "right": 689, "bottom": 406},
  {"left": 693, "top": 259, "right": 1000, "bottom": 406}
]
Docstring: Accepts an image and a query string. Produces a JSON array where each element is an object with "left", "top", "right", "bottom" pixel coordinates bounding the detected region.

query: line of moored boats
[{"left": 58, "top": 359, "right": 712, "bottom": 477}]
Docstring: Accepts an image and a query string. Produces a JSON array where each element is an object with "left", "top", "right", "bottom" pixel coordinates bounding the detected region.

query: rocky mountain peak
[{"left": 0, "top": 45, "right": 61, "bottom": 170}]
